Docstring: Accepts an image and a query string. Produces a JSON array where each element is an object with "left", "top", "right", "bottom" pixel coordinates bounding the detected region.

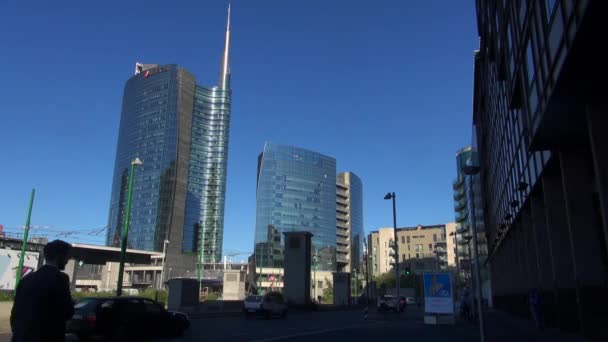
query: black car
[{"left": 66, "top": 296, "right": 189, "bottom": 341}]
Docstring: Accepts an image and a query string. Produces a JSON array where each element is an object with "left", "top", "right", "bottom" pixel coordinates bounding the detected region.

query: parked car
[
  {"left": 244, "top": 292, "right": 287, "bottom": 318},
  {"left": 406, "top": 297, "right": 416, "bottom": 305},
  {"left": 66, "top": 296, "right": 189, "bottom": 341},
  {"left": 377, "top": 295, "right": 399, "bottom": 312},
  {"left": 243, "top": 295, "right": 263, "bottom": 315}
]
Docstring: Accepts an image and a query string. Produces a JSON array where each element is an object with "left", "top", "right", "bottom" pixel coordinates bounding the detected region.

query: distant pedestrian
[
  {"left": 528, "top": 287, "right": 544, "bottom": 330},
  {"left": 11, "top": 240, "right": 74, "bottom": 342}
]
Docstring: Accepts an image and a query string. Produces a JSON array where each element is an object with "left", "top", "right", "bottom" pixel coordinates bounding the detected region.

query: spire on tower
[{"left": 219, "top": 3, "right": 231, "bottom": 90}]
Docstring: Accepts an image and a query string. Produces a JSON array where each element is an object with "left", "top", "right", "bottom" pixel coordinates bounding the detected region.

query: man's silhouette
[{"left": 10, "top": 240, "right": 74, "bottom": 342}]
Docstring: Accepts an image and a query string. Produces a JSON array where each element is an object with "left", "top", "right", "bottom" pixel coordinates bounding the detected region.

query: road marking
[{"left": 248, "top": 323, "right": 375, "bottom": 342}]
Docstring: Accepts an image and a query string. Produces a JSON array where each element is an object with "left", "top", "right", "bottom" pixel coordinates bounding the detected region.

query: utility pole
[
  {"left": 116, "top": 158, "right": 142, "bottom": 296},
  {"left": 15, "top": 188, "right": 35, "bottom": 289}
]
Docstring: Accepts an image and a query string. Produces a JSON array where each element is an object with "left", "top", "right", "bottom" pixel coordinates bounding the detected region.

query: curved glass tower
[
  {"left": 255, "top": 143, "right": 337, "bottom": 272},
  {"left": 106, "top": 6, "right": 232, "bottom": 277}
]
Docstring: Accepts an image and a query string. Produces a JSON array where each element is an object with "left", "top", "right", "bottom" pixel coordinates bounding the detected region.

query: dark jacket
[{"left": 10, "top": 265, "right": 74, "bottom": 342}]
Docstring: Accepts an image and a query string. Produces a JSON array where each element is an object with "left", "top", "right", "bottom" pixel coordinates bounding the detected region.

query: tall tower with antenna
[{"left": 107, "top": 4, "right": 234, "bottom": 281}]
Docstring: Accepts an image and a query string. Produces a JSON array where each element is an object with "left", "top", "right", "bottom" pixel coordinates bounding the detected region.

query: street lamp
[
  {"left": 312, "top": 252, "right": 318, "bottom": 302},
  {"left": 116, "top": 157, "right": 143, "bottom": 296},
  {"left": 353, "top": 268, "right": 358, "bottom": 299},
  {"left": 384, "top": 192, "right": 400, "bottom": 300},
  {"left": 159, "top": 239, "right": 170, "bottom": 289},
  {"left": 463, "top": 158, "right": 486, "bottom": 342}
]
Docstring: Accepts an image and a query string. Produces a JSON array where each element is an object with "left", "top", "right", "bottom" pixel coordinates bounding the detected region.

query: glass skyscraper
[
  {"left": 254, "top": 143, "right": 337, "bottom": 272},
  {"left": 106, "top": 6, "right": 232, "bottom": 276}
]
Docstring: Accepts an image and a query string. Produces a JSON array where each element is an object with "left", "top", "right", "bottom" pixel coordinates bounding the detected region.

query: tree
[{"left": 321, "top": 277, "right": 333, "bottom": 304}]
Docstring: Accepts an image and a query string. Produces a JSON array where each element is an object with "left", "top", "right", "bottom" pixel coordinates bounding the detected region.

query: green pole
[
  {"left": 313, "top": 251, "right": 317, "bottom": 301},
  {"left": 197, "top": 223, "right": 202, "bottom": 289},
  {"left": 116, "top": 159, "right": 140, "bottom": 296},
  {"left": 15, "top": 189, "right": 35, "bottom": 289}
]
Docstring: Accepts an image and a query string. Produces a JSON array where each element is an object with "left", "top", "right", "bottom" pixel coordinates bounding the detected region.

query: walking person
[{"left": 11, "top": 240, "right": 74, "bottom": 342}]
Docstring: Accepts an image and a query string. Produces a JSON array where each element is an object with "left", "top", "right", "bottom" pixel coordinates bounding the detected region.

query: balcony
[
  {"left": 456, "top": 224, "right": 469, "bottom": 234},
  {"left": 336, "top": 205, "right": 348, "bottom": 214},
  {"left": 336, "top": 196, "right": 348, "bottom": 205},
  {"left": 337, "top": 254, "right": 349, "bottom": 263},
  {"left": 453, "top": 176, "right": 465, "bottom": 190},
  {"left": 456, "top": 211, "right": 468, "bottom": 223},
  {"left": 337, "top": 236, "right": 349, "bottom": 246},
  {"left": 337, "top": 245, "right": 349, "bottom": 253},
  {"left": 336, "top": 228, "right": 349, "bottom": 237},
  {"left": 337, "top": 189, "right": 348, "bottom": 198},
  {"left": 454, "top": 188, "right": 465, "bottom": 201},
  {"left": 337, "top": 221, "right": 349, "bottom": 229},
  {"left": 337, "top": 213, "right": 349, "bottom": 222},
  {"left": 454, "top": 199, "right": 467, "bottom": 212}
]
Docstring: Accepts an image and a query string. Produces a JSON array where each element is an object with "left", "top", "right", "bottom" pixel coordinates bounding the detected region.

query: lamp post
[
  {"left": 16, "top": 188, "right": 36, "bottom": 289},
  {"left": 463, "top": 159, "right": 486, "bottom": 342},
  {"left": 116, "top": 157, "right": 143, "bottom": 296},
  {"left": 159, "top": 239, "right": 170, "bottom": 289},
  {"left": 384, "top": 192, "right": 399, "bottom": 300},
  {"left": 312, "top": 252, "right": 318, "bottom": 302},
  {"left": 353, "top": 268, "right": 358, "bottom": 299}
]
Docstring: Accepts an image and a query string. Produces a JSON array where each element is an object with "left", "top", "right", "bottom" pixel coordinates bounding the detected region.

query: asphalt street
[{"left": 155, "top": 308, "right": 586, "bottom": 342}]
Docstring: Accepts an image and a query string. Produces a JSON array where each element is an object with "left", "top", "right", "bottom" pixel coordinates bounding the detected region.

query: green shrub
[{"left": 0, "top": 291, "right": 14, "bottom": 301}]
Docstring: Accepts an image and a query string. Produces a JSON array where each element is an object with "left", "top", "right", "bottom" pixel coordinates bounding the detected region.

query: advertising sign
[
  {"left": 423, "top": 272, "right": 454, "bottom": 314},
  {"left": 0, "top": 249, "right": 40, "bottom": 290}
]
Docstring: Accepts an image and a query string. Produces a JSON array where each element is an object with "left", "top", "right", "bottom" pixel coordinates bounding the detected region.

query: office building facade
[
  {"left": 336, "top": 172, "right": 364, "bottom": 273},
  {"left": 368, "top": 224, "right": 451, "bottom": 278},
  {"left": 473, "top": 0, "right": 605, "bottom": 337},
  {"left": 254, "top": 143, "right": 337, "bottom": 293},
  {"left": 106, "top": 6, "right": 232, "bottom": 278}
]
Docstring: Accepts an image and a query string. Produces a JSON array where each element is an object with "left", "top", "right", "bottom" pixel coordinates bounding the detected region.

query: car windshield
[{"left": 74, "top": 299, "right": 97, "bottom": 310}]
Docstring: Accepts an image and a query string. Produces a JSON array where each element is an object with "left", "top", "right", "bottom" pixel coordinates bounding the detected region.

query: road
[{"left": 156, "top": 308, "right": 585, "bottom": 342}]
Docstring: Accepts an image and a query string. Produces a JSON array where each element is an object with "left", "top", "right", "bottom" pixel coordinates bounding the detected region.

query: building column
[
  {"left": 530, "top": 189, "right": 558, "bottom": 326},
  {"left": 586, "top": 104, "right": 608, "bottom": 262},
  {"left": 541, "top": 167, "right": 579, "bottom": 332},
  {"left": 559, "top": 146, "right": 608, "bottom": 337}
]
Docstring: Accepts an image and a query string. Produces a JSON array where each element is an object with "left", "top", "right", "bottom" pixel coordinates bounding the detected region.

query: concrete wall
[
  {"left": 222, "top": 270, "right": 246, "bottom": 300},
  {"left": 283, "top": 232, "right": 312, "bottom": 305},
  {"left": 333, "top": 272, "right": 350, "bottom": 306}
]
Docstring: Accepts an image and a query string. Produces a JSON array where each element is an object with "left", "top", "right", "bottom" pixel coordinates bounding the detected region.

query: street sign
[{"left": 423, "top": 272, "right": 454, "bottom": 314}]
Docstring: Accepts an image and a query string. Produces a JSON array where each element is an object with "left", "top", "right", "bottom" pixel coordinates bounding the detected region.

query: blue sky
[{"left": 0, "top": 0, "right": 478, "bottom": 259}]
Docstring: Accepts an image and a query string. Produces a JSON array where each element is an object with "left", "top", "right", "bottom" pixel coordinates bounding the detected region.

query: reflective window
[
  {"left": 254, "top": 143, "right": 337, "bottom": 271},
  {"left": 526, "top": 40, "right": 535, "bottom": 84}
]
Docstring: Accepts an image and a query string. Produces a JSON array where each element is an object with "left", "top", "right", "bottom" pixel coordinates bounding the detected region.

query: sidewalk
[
  {"left": 0, "top": 302, "right": 12, "bottom": 334},
  {"left": 464, "top": 309, "right": 587, "bottom": 341}
]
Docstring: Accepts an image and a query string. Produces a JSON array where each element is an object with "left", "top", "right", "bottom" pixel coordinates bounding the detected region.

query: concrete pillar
[
  {"left": 542, "top": 168, "right": 579, "bottom": 332},
  {"left": 586, "top": 104, "right": 608, "bottom": 258},
  {"left": 585, "top": 104, "right": 608, "bottom": 339},
  {"left": 559, "top": 147, "right": 608, "bottom": 336},
  {"left": 530, "top": 190, "right": 558, "bottom": 326},
  {"left": 283, "top": 232, "right": 313, "bottom": 306}
]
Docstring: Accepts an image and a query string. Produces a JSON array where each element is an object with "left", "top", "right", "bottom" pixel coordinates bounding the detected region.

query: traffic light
[{"left": 405, "top": 267, "right": 411, "bottom": 275}]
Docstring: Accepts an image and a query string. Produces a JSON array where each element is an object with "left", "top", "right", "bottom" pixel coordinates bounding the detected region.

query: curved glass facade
[
  {"left": 106, "top": 64, "right": 231, "bottom": 265},
  {"left": 107, "top": 65, "right": 180, "bottom": 252},
  {"left": 255, "top": 143, "right": 337, "bottom": 272},
  {"left": 182, "top": 85, "right": 231, "bottom": 262}
]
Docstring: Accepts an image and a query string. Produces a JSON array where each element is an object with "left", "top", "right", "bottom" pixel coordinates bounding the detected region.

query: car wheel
[
  {"left": 280, "top": 309, "right": 287, "bottom": 318},
  {"left": 380, "top": 304, "right": 387, "bottom": 312},
  {"left": 264, "top": 309, "right": 272, "bottom": 319}
]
